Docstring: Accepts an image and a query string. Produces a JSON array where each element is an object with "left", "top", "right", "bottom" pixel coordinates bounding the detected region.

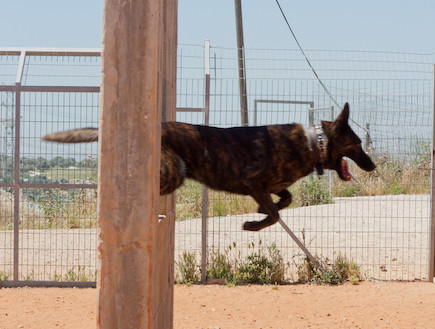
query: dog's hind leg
[
  {"left": 243, "top": 191, "right": 280, "bottom": 231},
  {"left": 257, "top": 189, "right": 292, "bottom": 214},
  {"left": 159, "top": 148, "right": 186, "bottom": 195}
]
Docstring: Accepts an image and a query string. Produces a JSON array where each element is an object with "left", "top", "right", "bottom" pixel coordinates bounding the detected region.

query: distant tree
[
  {"left": 20, "top": 157, "right": 36, "bottom": 171},
  {"left": 36, "top": 157, "right": 49, "bottom": 170},
  {"left": 50, "top": 156, "right": 65, "bottom": 168},
  {"left": 64, "top": 157, "right": 77, "bottom": 168},
  {"left": 79, "top": 158, "right": 98, "bottom": 168}
]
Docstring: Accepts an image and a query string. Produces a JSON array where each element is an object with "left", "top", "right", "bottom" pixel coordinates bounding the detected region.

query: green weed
[
  {"left": 176, "top": 242, "right": 286, "bottom": 285},
  {"left": 62, "top": 266, "right": 95, "bottom": 282},
  {"left": 207, "top": 250, "right": 234, "bottom": 282},
  {"left": 52, "top": 267, "right": 96, "bottom": 282},
  {"left": 296, "top": 254, "right": 362, "bottom": 285},
  {"left": 52, "top": 273, "right": 62, "bottom": 282},
  {"left": 0, "top": 271, "right": 10, "bottom": 281},
  {"left": 235, "top": 244, "right": 285, "bottom": 284},
  {"left": 22, "top": 270, "right": 36, "bottom": 281},
  {"left": 176, "top": 251, "right": 200, "bottom": 284}
]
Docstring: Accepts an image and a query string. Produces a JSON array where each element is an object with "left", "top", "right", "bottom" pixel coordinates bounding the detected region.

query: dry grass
[
  {"left": 1, "top": 149, "right": 430, "bottom": 227},
  {"left": 0, "top": 189, "right": 97, "bottom": 229},
  {"left": 176, "top": 180, "right": 259, "bottom": 220},
  {"left": 333, "top": 151, "right": 430, "bottom": 197},
  {"left": 175, "top": 150, "right": 431, "bottom": 220},
  {"left": 0, "top": 190, "right": 43, "bottom": 230}
]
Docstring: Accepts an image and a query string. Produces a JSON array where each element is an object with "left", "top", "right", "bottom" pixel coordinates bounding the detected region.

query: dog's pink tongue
[{"left": 341, "top": 158, "right": 352, "bottom": 181}]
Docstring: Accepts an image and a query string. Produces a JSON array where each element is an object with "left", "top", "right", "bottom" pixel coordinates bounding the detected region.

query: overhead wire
[{"left": 274, "top": 0, "right": 368, "bottom": 132}]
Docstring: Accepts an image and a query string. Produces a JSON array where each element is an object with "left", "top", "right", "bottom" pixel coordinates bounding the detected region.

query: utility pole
[{"left": 234, "top": 0, "right": 249, "bottom": 126}]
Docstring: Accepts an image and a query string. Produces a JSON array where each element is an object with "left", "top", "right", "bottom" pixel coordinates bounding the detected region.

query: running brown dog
[{"left": 43, "top": 103, "right": 375, "bottom": 231}]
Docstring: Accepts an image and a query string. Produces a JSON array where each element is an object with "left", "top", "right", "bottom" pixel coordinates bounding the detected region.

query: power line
[
  {"left": 274, "top": 0, "right": 368, "bottom": 131},
  {"left": 274, "top": 0, "right": 340, "bottom": 109}
]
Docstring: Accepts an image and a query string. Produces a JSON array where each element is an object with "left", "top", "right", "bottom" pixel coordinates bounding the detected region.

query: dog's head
[{"left": 322, "top": 103, "right": 376, "bottom": 181}]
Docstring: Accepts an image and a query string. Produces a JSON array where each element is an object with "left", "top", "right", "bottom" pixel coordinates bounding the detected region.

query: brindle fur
[{"left": 43, "top": 103, "right": 376, "bottom": 231}]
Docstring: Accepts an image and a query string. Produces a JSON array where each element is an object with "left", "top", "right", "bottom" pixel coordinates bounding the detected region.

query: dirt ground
[{"left": 1, "top": 281, "right": 435, "bottom": 329}]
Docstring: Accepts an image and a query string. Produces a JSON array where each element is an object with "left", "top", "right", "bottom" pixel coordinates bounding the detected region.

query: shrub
[
  {"left": 176, "top": 242, "right": 286, "bottom": 285},
  {"left": 296, "top": 178, "right": 332, "bottom": 207},
  {"left": 176, "top": 251, "right": 200, "bottom": 284},
  {"left": 233, "top": 242, "right": 285, "bottom": 285},
  {"left": 296, "top": 254, "right": 362, "bottom": 285},
  {"left": 207, "top": 250, "right": 234, "bottom": 282},
  {"left": 0, "top": 271, "right": 10, "bottom": 281}
]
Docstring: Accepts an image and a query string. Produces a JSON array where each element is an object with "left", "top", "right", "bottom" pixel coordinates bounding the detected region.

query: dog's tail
[{"left": 42, "top": 128, "right": 99, "bottom": 143}]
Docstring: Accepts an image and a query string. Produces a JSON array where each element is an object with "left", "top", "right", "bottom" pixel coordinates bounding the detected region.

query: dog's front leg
[
  {"left": 257, "top": 189, "right": 292, "bottom": 214},
  {"left": 243, "top": 191, "right": 280, "bottom": 231}
]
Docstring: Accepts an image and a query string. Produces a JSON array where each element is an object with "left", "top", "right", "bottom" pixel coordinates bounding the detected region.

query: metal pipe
[
  {"left": 12, "top": 83, "right": 21, "bottom": 282},
  {"left": 234, "top": 0, "right": 249, "bottom": 126},
  {"left": 201, "top": 39, "right": 211, "bottom": 283},
  {"left": 429, "top": 64, "right": 435, "bottom": 281}
]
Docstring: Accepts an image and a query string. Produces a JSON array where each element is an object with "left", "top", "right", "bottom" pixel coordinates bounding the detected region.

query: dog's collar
[{"left": 307, "top": 125, "right": 327, "bottom": 176}]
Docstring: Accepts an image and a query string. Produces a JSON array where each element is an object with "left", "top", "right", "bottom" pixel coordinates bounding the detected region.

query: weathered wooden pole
[{"left": 97, "top": 0, "right": 178, "bottom": 327}]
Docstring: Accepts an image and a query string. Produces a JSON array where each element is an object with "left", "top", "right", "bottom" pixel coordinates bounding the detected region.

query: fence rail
[{"left": 0, "top": 45, "right": 434, "bottom": 287}]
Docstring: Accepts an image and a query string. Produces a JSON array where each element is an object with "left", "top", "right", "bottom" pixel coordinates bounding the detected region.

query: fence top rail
[
  {"left": 0, "top": 47, "right": 101, "bottom": 57},
  {"left": 209, "top": 45, "right": 435, "bottom": 56}
]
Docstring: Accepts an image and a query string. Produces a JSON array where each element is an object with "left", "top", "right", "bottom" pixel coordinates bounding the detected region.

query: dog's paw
[{"left": 243, "top": 221, "right": 261, "bottom": 231}]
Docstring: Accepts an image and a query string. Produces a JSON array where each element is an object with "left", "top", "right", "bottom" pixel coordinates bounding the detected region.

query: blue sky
[{"left": 1, "top": 0, "right": 434, "bottom": 53}]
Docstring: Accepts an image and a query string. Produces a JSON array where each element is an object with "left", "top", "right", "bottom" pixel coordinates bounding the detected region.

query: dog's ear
[{"left": 335, "top": 103, "right": 350, "bottom": 128}]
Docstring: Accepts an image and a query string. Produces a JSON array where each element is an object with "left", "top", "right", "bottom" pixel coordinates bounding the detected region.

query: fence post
[
  {"left": 97, "top": 0, "right": 178, "bottom": 328},
  {"left": 201, "top": 39, "right": 211, "bottom": 283},
  {"left": 12, "top": 50, "right": 26, "bottom": 283},
  {"left": 430, "top": 65, "right": 435, "bottom": 282},
  {"left": 13, "top": 84, "right": 20, "bottom": 283}
]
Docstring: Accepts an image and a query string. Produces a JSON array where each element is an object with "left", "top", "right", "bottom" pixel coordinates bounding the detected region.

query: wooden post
[{"left": 97, "top": 0, "right": 178, "bottom": 328}]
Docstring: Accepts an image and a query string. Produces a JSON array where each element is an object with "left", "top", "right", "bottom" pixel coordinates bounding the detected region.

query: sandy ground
[{"left": 1, "top": 281, "right": 435, "bottom": 329}]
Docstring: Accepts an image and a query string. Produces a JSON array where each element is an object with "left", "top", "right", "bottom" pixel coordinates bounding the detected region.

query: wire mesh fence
[
  {"left": 0, "top": 45, "right": 434, "bottom": 286},
  {"left": 175, "top": 44, "right": 435, "bottom": 282},
  {"left": 0, "top": 49, "right": 99, "bottom": 286}
]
